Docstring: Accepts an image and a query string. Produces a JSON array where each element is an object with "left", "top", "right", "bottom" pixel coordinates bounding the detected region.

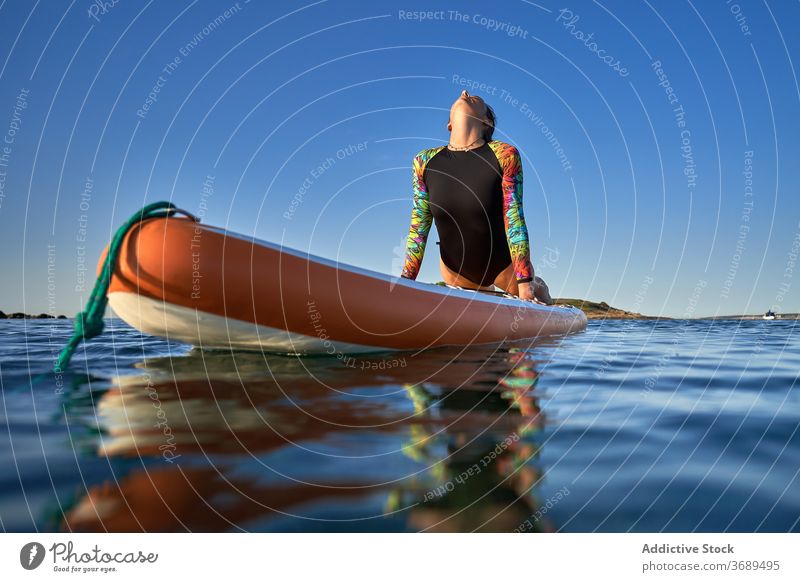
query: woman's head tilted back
[{"left": 448, "top": 90, "right": 496, "bottom": 141}]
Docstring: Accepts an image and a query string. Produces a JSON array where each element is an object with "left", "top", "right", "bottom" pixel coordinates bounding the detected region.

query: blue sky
[{"left": 0, "top": 0, "right": 798, "bottom": 317}]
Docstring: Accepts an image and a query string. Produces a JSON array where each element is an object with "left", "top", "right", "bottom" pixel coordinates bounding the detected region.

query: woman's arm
[
  {"left": 496, "top": 143, "right": 534, "bottom": 283},
  {"left": 400, "top": 152, "right": 433, "bottom": 280}
]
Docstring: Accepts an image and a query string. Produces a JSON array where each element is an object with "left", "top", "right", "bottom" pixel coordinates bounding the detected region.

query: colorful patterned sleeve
[
  {"left": 490, "top": 141, "right": 533, "bottom": 283},
  {"left": 401, "top": 148, "right": 441, "bottom": 280}
]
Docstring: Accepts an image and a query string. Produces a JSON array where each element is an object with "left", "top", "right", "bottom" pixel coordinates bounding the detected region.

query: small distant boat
[{"left": 763, "top": 310, "right": 777, "bottom": 320}]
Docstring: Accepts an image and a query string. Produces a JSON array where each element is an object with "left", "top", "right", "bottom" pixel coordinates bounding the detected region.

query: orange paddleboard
[{"left": 102, "top": 216, "right": 586, "bottom": 354}]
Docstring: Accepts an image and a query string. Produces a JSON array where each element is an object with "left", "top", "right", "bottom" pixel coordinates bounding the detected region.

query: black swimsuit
[
  {"left": 401, "top": 140, "right": 533, "bottom": 287},
  {"left": 425, "top": 144, "right": 511, "bottom": 286}
]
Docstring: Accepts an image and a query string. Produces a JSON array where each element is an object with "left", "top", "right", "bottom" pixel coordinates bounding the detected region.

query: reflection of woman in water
[
  {"left": 401, "top": 90, "right": 553, "bottom": 305},
  {"left": 389, "top": 348, "right": 555, "bottom": 532}
]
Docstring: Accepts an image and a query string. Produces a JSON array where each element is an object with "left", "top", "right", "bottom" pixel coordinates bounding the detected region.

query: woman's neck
[{"left": 448, "top": 118, "right": 486, "bottom": 149}]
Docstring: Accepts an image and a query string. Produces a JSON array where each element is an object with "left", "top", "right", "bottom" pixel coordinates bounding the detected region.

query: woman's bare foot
[{"left": 533, "top": 276, "right": 554, "bottom": 305}]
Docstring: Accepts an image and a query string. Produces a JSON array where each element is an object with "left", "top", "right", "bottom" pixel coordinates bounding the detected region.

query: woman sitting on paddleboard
[{"left": 401, "top": 90, "right": 553, "bottom": 304}]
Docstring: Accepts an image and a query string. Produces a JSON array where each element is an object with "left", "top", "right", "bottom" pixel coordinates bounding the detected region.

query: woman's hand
[
  {"left": 517, "top": 282, "right": 538, "bottom": 302},
  {"left": 518, "top": 279, "right": 553, "bottom": 305}
]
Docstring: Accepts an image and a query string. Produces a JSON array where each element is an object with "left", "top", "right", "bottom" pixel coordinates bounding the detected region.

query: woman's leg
[
  {"left": 439, "top": 258, "right": 494, "bottom": 290},
  {"left": 493, "top": 262, "right": 518, "bottom": 295},
  {"left": 440, "top": 258, "right": 554, "bottom": 304}
]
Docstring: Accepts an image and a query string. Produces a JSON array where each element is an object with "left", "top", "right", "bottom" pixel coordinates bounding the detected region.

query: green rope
[{"left": 54, "top": 202, "right": 195, "bottom": 373}]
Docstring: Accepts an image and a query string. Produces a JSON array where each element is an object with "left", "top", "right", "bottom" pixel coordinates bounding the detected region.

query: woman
[{"left": 400, "top": 90, "right": 553, "bottom": 304}]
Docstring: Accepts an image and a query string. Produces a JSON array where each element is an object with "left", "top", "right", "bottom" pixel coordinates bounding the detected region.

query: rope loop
[{"left": 53, "top": 202, "right": 196, "bottom": 373}]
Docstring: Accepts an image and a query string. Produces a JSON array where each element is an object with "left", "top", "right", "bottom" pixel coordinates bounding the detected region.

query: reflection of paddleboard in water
[
  {"left": 101, "top": 216, "right": 587, "bottom": 354},
  {"left": 62, "top": 345, "right": 553, "bottom": 532}
]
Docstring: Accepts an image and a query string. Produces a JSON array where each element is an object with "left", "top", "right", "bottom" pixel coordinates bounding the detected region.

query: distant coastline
[
  {"left": 696, "top": 313, "right": 799, "bottom": 320},
  {"left": 555, "top": 298, "right": 661, "bottom": 320},
  {"left": 0, "top": 310, "right": 68, "bottom": 320},
  {"left": 555, "top": 299, "right": 799, "bottom": 320},
  {"left": 1, "top": 305, "right": 796, "bottom": 322}
]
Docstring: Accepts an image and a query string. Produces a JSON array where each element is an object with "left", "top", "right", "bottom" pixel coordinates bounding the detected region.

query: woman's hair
[{"left": 483, "top": 104, "right": 496, "bottom": 141}]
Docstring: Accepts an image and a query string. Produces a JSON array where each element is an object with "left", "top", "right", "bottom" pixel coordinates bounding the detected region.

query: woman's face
[{"left": 449, "top": 90, "right": 488, "bottom": 125}]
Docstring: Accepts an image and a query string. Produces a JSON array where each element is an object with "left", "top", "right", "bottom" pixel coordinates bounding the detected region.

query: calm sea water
[{"left": 0, "top": 318, "right": 798, "bottom": 532}]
